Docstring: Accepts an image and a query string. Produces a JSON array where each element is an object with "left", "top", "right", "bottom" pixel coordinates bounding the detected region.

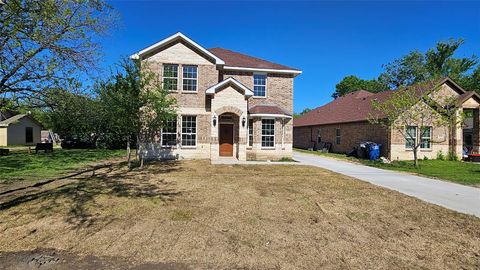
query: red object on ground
[{"left": 468, "top": 154, "right": 480, "bottom": 162}]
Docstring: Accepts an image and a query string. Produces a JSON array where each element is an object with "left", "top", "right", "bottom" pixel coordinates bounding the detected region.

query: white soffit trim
[
  {"left": 249, "top": 113, "right": 293, "bottom": 119},
  {"left": 206, "top": 77, "right": 253, "bottom": 96},
  {"left": 130, "top": 32, "right": 225, "bottom": 65},
  {"left": 223, "top": 66, "right": 302, "bottom": 75}
]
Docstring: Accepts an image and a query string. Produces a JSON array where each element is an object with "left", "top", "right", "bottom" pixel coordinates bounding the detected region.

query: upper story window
[
  {"left": 163, "top": 64, "right": 178, "bottom": 91},
  {"left": 182, "top": 66, "right": 198, "bottom": 92},
  {"left": 253, "top": 74, "right": 267, "bottom": 97}
]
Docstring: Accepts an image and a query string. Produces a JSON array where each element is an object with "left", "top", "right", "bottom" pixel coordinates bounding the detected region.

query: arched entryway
[{"left": 218, "top": 113, "right": 238, "bottom": 157}]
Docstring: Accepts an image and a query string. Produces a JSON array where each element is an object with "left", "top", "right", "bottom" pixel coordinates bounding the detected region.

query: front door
[{"left": 219, "top": 124, "right": 233, "bottom": 156}]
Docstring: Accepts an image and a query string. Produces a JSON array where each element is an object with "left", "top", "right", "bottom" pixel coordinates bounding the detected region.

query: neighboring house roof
[
  {"left": 0, "top": 114, "right": 43, "bottom": 128},
  {"left": 130, "top": 32, "right": 301, "bottom": 75},
  {"left": 458, "top": 91, "right": 480, "bottom": 105},
  {"left": 294, "top": 77, "right": 466, "bottom": 127},
  {"left": 206, "top": 77, "right": 254, "bottom": 97},
  {"left": 208, "top": 48, "right": 302, "bottom": 74},
  {"left": 248, "top": 104, "right": 292, "bottom": 118},
  {"left": 130, "top": 32, "right": 225, "bottom": 65}
]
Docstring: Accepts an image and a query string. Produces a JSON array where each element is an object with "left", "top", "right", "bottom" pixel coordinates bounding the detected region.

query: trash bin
[{"left": 367, "top": 143, "right": 381, "bottom": 160}]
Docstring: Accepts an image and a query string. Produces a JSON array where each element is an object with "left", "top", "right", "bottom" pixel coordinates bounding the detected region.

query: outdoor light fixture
[
  {"left": 242, "top": 116, "right": 246, "bottom": 127},
  {"left": 213, "top": 115, "right": 217, "bottom": 127}
]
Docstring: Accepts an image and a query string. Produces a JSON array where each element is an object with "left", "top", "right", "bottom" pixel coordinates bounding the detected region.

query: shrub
[{"left": 436, "top": 150, "right": 445, "bottom": 160}]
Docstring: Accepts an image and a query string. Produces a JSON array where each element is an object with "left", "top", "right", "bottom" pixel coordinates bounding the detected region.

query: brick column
[{"left": 473, "top": 109, "right": 480, "bottom": 152}]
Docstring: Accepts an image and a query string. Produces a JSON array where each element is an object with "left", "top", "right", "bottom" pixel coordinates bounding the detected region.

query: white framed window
[
  {"left": 253, "top": 73, "right": 267, "bottom": 97},
  {"left": 261, "top": 118, "right": 275, "bottom": 148},
  {"left": 405, "top": 126, "right": 417, "bottom": 149},
  {"left": 335, "top": 128, "right": 341, "bottom": 145},
  {"left": 420, "top": 126, "right": 432, "bottom": 149},
  {"left": 248, "top": 119, "right": 253, "bottom": 147},
  {"left": 181, "top": 115, "right": 197, "bottom": 147},
  {"left": 317, "top": 129, "right": 322, "bottom": 143},
  {"left": 161, "top": 119, "right": 177, "bottom": 147},
  {"left": 182, "top": 65, "right": 197, "bottom": 92},
  {"left": 163, "top": 64, "right": 178, "bottom": 91}
]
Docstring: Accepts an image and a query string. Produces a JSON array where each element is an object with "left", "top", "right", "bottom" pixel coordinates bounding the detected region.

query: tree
[
  {"left": 333, "top": 39, "right": 478, "bottom": 98},
  {"left": 97, "top": 59, "right": 176, "bottom": 168},
  {"left": 379, "top": 39, "right": 478, "bottom": 89},
  {"left": 369, "top": 83, "right": 461, "bottom": 167},
  {"left": 43, "top": 89, "right": 103, "bottom": 143},
  {"left": 294, "top": 108, "right": 312, "bottom": 118},
  {"left": 379, "top": 51, "right": 429, "bottom": 88},
  {"left": 0, "top": 0, "right": 115, "bottom": 105},
  {"left": 332, "top": 75, "right": 386, "bottom": 99}
]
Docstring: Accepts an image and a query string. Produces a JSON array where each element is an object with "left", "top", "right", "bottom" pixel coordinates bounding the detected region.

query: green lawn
[
  {"left": 363, "top": 159, "right": 480, "bottom": 185},
  {"left": 0, "top": 149, "right": 126, "bottom": 183},
  {"left": 294, "top": 148, "right": 480, "bottom": 185}
]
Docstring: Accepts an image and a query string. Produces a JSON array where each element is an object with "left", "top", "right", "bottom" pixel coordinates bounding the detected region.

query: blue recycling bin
[{"left": 367, "top": 143, "right": 381, "bottom": 160}]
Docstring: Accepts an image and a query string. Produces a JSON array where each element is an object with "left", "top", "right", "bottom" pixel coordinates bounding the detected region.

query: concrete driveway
[{"left": 293, "top": 151, "right": 480, "bottom": 218}]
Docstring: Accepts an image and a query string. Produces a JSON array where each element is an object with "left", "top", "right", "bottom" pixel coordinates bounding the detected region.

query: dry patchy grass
[{"left": 0, "top": 160, "right": 479, "bottom": 269}]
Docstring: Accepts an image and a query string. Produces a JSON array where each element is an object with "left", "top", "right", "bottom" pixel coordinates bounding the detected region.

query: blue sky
[{"left": 101, "top": 1, "right": 480, "bottom": 113}]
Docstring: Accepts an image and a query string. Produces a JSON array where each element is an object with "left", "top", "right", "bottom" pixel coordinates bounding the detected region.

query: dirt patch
[
  {"left": 0, "top": 160, "right": 479, "bottom": 269},
  {"left": 0, "top": 249, "right": 190, "bottom": 270}
]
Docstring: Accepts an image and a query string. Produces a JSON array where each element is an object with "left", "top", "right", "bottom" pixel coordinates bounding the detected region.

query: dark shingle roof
[
  {"left": 209, "top": 48, "right": 300, "bottom": 71},
  {"left": 293, "top": 78, "right": 463, "bottom": 127},
  {"left": 249, "top": 104, "right": 291, "bottom": 116}
]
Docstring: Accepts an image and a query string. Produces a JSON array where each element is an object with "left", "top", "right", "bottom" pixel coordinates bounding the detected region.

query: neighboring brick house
[
  {"left": 293, "top": 78, "right": 480, "bottom": 160},
  {"left": 131, "top": 32, "right": 301, "bottom": 161}
]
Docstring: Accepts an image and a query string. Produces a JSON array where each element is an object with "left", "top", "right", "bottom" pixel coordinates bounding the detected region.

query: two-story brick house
[{"left": 131, "top": 33, "right": 301, "bottom": 161}]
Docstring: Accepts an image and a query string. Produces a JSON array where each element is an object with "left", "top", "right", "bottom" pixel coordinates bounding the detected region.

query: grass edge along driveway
[{"left": 294, "top": 148, "right": 480, "bottom": 185}]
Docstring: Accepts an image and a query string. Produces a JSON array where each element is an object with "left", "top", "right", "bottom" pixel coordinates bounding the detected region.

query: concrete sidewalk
[{"left": 293, "top": 151, "right": 480, "bottom": 218}]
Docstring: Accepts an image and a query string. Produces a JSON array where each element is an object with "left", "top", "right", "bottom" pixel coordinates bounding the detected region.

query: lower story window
[
  {"left": 420, "top": 126, "right": 432, "bottom": 149},
  {"left": 25, "top": 127, "right": 33, "bottom": 143},
  {"left": 248, "top": 119, "right": 253, "bottom": 147},
  {"left": 162, "top": 119, "right": 177, "bottom": 146},
  {"left": 181, "top": 115, "right": 197, "bottom": 147},
  {"left": 335, "top": 128, "right": 341, "bottom": 145},
  {"left": 405, "top": 126, "right": 417, "bottom": 149},
  {"left": 261, "top": 119, "right": 275, "bottom": 148}
]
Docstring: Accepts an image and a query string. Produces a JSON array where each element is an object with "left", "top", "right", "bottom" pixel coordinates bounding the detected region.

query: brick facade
[
  {"left": 136, "top": 34, "right": 299, "bottom": 161},
  {"left": 293, "top": 121, "right": 390, "bottom": 157}
]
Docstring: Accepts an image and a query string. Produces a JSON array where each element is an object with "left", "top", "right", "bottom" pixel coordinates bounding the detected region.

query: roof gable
[
  {"left": 130, "top": 32, "right": 225, "bottom": 64},
  {"left": 0, "top": 114, "right": 43, "bottom": 128},
  {"left": 206, "top": 77, "right": 253, "bottom": 97}
]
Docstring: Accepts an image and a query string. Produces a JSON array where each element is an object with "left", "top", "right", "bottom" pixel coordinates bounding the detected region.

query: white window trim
[
  {"left": 181, "top": 65, "right": 199, "bottom": 93},
  {"left": 163, "top": 63, "right": 179, "bottom": 92},
  {"left": 261, "top": 118, "right": 275, "bottom": 149},
  {"left": 405, "top": 126, "right": 417, "bottom": 150},
  {"left": 253, "top": 73, "right": 267, "bottom": 98},
  {"left": 161, "top": 119, "right": 178, "bottom": 148},
  {"left": 181, "top": 115, "right": 197, "bottom": 148},
  {"left": 420, "top": 126, "right": 432, "bottom": 150}
]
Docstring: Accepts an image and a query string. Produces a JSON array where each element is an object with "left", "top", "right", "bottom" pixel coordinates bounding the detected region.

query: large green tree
[
  {"left": 332, "top": 75, "right": 386, "bottom": 99},
  {"left": 97, "top": 59, "right": 176, "bottom": 168},
  {"left": 333, "top": 39, "right": 479, "bottom": 98},
  {"left": 0, "top": 0, "right": 115, "bottom": 105}
]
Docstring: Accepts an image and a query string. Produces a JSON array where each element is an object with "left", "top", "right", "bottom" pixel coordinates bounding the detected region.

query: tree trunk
[
  {"left": 413, "top": 147, "right": 418, "bottom": 168},
  {"left": 127, "top": 137, "right": 131, "bottom": 169}
]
